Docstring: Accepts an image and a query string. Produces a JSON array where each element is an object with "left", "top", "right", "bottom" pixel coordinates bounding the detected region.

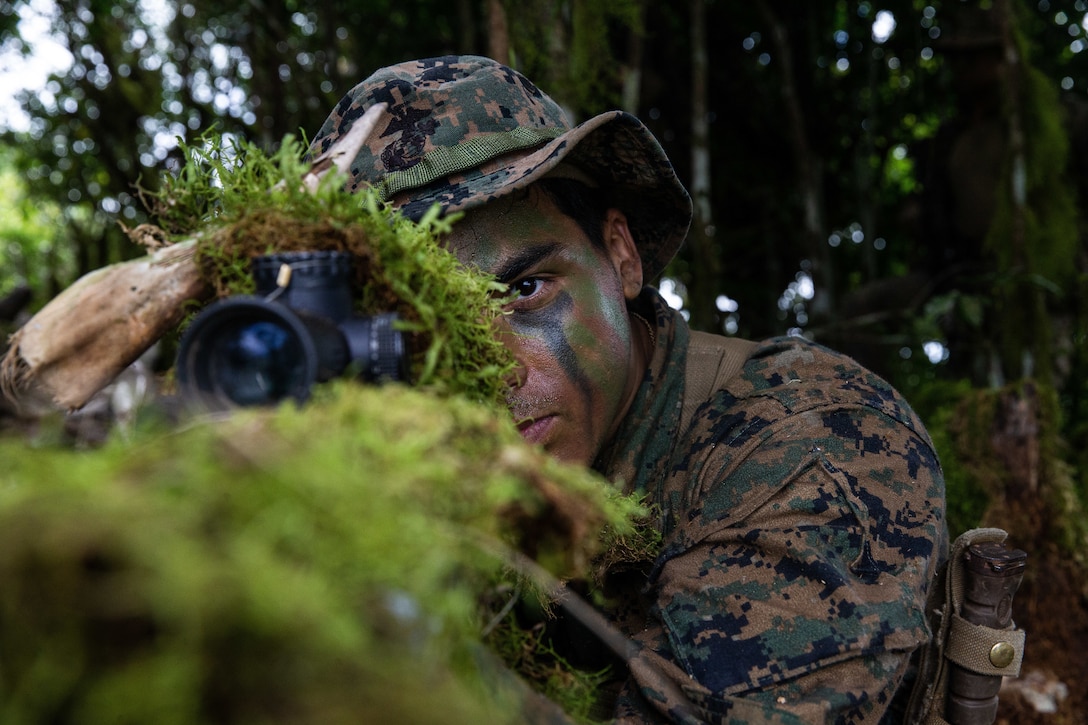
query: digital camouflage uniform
[
  {"left": 310, "top": 55, "right": 949, "bottom": 724},
  {"left": 593, "top": 290, "right": 947, "bottom": 724}
]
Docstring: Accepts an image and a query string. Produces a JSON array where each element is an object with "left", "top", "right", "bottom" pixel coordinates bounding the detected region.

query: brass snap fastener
[{"left": 989, "top": 641, "right": 1015, "bottom": 668}]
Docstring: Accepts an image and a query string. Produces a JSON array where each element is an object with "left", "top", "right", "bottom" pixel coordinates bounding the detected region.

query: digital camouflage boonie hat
[{"left": 308, "top": 55, "right": 692, "bottom": 282}]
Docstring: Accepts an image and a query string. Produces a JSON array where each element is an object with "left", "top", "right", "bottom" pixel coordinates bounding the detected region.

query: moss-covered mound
[
  {"left": 0, "top": 383, "right": 647, "bottom": 724},
  {"left": 0, "top": 133, "right": 658, "bottom": 724}
]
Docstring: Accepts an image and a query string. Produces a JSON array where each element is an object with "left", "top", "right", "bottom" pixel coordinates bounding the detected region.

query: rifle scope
[{"left": 176, "top": 251, "right": 406, "bottom": 409}]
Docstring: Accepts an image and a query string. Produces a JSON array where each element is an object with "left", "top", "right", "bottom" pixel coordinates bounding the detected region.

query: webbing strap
[
  {"left": 944, "top": 614, "right": 1025, "bottom": 677},
  {"left": 904, "top": 527, "right": 1019, "bottom": 724},
  {"left": 681, "top": 330, "right": 757, "bottom": 431}
]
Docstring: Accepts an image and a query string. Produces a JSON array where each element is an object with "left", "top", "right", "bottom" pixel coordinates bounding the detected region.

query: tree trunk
[
  {"left": 458, "top": 0, "right": 478, "bottom": 55},
  {"left": 992, "top": 0, "right": 1043, "bottom": 384},
  {"left": 686, "top": 0, "right": 720, "bottom": 332},
  {"left": 757, "top": 1, "right": 832, "bottom": 322},
  {"left": 487, "top": 0, "right": 510, "bottom": 65},
  {"left": 620, "top": 1, "right": 645, "bottom": 115}
]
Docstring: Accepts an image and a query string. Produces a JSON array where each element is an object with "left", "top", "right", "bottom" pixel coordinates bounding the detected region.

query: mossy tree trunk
[
  {"left": 982, "top": 0, "right": 1079, "bottom": 386},
  {"left": 947, "top": 380, "right": 1088, "bottom": 721}
]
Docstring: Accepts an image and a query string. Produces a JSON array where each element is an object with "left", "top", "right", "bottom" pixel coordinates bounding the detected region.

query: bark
[
  {"left": 990, "top": 383, "right": 1040, "bottom": 499},
  {"left": 0, "top": 240, "right": 210, "bottom": 413},
  {"left": 992, "top": 0, "right": 1039, "bottom": 383},
  {"left": 620, "top": 1, "right": 645, "bottom": 115},
  {"left": 487, "top": 0, "right": 510, "bottom": 65},
  {"left": 686, "top": 0, "right": 720, "bottom": 332}
]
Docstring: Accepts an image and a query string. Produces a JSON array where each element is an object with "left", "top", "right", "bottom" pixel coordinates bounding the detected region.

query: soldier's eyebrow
[{"left": 494, "top": 243, "right": 561, "bottom": 285}]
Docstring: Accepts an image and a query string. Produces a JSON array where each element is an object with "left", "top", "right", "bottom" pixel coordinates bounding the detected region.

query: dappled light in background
[
  {"left": 658, "top": 277, "right": 687, "bottom": 320},
  {"left": 0, "top": 0, "right": 73, "bottom": 133},
  {"left": 1, "top": 4, "right": 1088, "bottom": 718},
  {"left": 777, "top": 267, "right": 815, "bottom": 336},
  {"left": 715, "top": 294, "right": 740, "bottom": 335},
  {"left": 923, "top": 340, "right": 949, "bottom": 364},
  {"left": 872, "top": 10, "right": 897, "bottom": 43}
]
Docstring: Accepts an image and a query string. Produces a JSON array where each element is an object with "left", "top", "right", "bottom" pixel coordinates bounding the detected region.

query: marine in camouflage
[
  {"left": 594, "top": 289, "right": 947, "bottom": 723},
  {"left": 311, "top": 55, "right": 948, "bottom": 724}
]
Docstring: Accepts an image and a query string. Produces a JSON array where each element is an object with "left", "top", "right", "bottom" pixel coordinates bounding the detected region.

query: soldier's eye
[{"left": 511, "top": 278, "right": 543, "bottom": 299}]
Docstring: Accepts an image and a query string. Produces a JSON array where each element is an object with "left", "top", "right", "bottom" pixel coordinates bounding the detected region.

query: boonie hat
[{"left": 308, "top": 55, "right": 692, "bottom": 282}]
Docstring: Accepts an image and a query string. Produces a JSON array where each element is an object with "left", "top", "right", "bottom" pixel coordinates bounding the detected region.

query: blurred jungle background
[{"left": 1, "top": 0, "right": 1086, "bottom": 722}]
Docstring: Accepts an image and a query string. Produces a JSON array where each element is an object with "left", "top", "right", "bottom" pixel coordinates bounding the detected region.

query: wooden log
[
  {"left": 1, "top": 102, "right": 389, "bottom": 415},
  {"left": 1, "top": 239, "right": 211, "bottom": 412}
]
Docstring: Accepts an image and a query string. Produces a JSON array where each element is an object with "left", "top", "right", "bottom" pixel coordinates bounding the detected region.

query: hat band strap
[{"left": 374, "top": 126, "right": 565, "bottom": 202}]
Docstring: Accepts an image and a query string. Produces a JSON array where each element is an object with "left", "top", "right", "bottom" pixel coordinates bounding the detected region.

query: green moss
[
  {"left": 915, "top": 377, "right": 1088, "bottom": 565},
  {"left": 941, "top": 387, "right": 1005, "bottom": 537},
  {"left": 150, "top": 133, "right": 516, "bottom": 406},
  {"left": 485, "top": 607, "right": 615, "bottom": 725},
  {"left": 0, "top": 383, "right": 653, "bottom": 723},
  {"left": 903, "top": 379, "right": 987, "bottom": 536},
  {"left": 982, "top": 6, "right": 1081, "bottom": 383},
  {"left": 1032, "top": 382, "right": 1088, "bottom": 561},
  {"left": 0, "top": 132, "right": 665, "bottom": 722}
]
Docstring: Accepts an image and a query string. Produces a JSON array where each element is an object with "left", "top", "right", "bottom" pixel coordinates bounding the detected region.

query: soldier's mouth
[{"left": 516, "top": 415, "right": 555, "bottom": 445}]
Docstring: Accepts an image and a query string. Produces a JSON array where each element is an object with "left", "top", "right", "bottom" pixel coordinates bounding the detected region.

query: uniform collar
[{"left": 593, "top": 288, "right": 689, "bottom": 496}]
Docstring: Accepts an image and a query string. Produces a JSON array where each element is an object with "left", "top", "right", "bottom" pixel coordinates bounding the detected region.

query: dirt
[{"left": 996, "top": 544, "right": 1088, "bottom": 724}]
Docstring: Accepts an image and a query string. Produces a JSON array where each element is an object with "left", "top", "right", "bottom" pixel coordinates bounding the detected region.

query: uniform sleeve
[{"left": 613, "top": 404, "right": 947, "bottom": 724}]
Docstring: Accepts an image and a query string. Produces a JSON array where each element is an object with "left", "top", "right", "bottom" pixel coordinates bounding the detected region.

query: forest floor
[{"left": 996, "top": 544, "right": 1087, "bottom": 725}]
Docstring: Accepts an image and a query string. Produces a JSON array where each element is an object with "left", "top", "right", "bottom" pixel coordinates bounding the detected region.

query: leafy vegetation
[{"left": 0, "top": 150, "right": 72, "bottom": 304}]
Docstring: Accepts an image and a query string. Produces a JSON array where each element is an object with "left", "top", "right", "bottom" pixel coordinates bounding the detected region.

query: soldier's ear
[{"left": 603, "top": 209, "right": 643, "bottom": 301}]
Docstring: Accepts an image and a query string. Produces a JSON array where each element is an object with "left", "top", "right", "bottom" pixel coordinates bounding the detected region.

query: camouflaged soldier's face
[{"left": 446, "top": 186, "right": 646, "bottom": 466}]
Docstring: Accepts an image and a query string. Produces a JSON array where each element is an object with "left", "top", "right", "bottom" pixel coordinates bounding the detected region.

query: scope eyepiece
[{"left": 175, "top": 251, "right": 407, "bottom": 410}]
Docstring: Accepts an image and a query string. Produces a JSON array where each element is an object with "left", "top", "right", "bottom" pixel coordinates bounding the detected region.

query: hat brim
[{"left": 392, "top": 110, "right": 692, "bottom": 283}]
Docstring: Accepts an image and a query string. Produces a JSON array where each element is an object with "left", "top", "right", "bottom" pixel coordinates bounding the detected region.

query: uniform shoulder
[{"left": 725, "top": 335, "right": 924, "bottom": 434}]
